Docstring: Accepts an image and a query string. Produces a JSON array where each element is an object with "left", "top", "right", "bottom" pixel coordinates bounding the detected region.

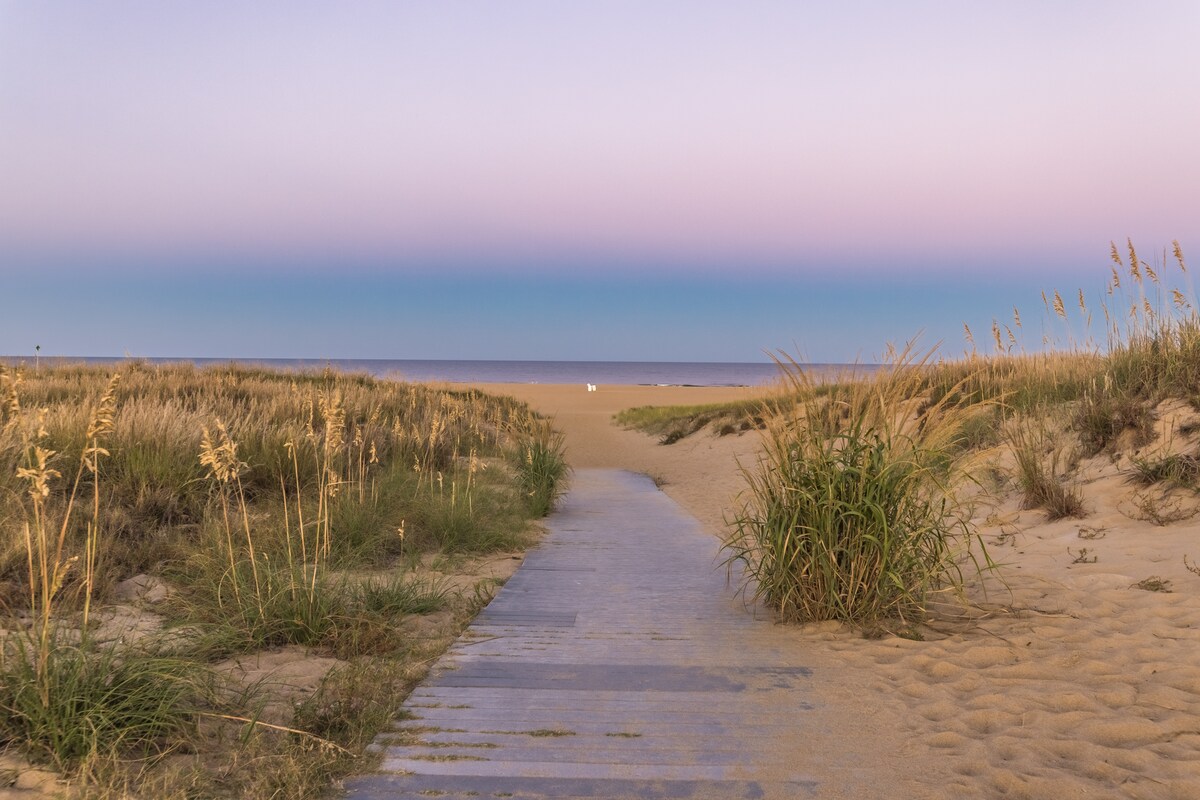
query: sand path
[
  {"left": 344, "top": 469, "right": 897, "bottom": 799},
  {"left": 468, "top": 383, "right": 766, "bottom": 534}
]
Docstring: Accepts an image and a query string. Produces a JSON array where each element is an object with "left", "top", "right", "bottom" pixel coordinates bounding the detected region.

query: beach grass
[
  {"left": 1005, "top": 413, "right": 1087, "bottom": 519},
  {"left": 0, "top": 629, "right": 207, "bottom": 771},
  {"left": 723, "top": 347, "right": 995, "bottom": 625},
  {"left": 615, "top": 399, "right": 771, "bottom": 443},
  {"left": 513, "top": 423, "right": 570, "bottom": 517},
  {"left": 633, "top": 240, "right": 1195, "bottom": 626},
  {"left": 0, "top": 362, "right": 567, "bottom": 795}
]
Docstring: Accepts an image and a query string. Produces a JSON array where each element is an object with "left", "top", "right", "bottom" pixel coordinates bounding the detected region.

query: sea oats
[
  {"left": 199, "top": 420, "right": 244, "bottom": 484},
  {"left": 1128, "top": 239, "right": 1142, "bottom": 282},
  {"left": 16, "top": 445, "right": 61, "bottom": 501},
  {"left": 319, "top": 390, "right": 345, "bottom": 453},
  {"left": 83, "top": 374, "right": 120, "bottom": 472}
]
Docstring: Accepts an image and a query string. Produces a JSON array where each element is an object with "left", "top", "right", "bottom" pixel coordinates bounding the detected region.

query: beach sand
[{"left": 474, "top": 382, "right": 1200, "bottom": 799}]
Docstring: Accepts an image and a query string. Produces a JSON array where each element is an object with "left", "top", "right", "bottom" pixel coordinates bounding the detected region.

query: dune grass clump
[
  {"left": 616, "top": 399, "right": 773, "bottom": 444},
  {"left": 513, "top": 422, "right": 569, "bottom": 517},
  {"left": 724, "top": 349, "right": 993, "bottom": 625},
  {"left": 0, "top": 632, "right": 206, "bottom": 770},
  {"left": 1005, "top": 415, "right": 1086, "bottom": 519},
  {"left": 351, "top": 574, "right": 450, "bottom": 617},
  {"left": 1132, "top": 452, "right": 1200, "bottom": 489},
  {"left": 1072, "top": 386, "right": 1154, "bottom": 456}
]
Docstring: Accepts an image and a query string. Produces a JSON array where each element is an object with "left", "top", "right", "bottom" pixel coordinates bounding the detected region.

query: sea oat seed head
[
  {"left": 1128, "top": 239, "right": 1142, "bottom": 282},
  {"left": 17, "top": 445, "right": 61, "bottom": 500},
  {"left": 84, "top": 374, "right": 121, "bottom": 470},
  {"left": 199, "top": 420, "right": 244, "bottom": 483}
]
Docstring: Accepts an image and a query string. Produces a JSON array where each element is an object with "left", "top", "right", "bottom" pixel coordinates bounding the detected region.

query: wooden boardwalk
[{"left": 343, "top": 469, "right": 818, "bottom": 799}]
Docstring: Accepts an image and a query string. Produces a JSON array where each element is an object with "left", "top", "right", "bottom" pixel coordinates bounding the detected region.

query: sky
[{"left": 1, "top": 1, "right": 1197, "bottom": 362}]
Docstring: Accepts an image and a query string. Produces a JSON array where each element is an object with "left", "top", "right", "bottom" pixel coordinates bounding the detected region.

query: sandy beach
[{"left": 474, "top": 382, "right": 1200, "bottom": 799}]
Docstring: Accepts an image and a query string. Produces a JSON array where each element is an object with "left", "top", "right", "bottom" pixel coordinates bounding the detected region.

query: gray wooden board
[{"left": 342, "top": 469, "right": 817, "bottom": 800}]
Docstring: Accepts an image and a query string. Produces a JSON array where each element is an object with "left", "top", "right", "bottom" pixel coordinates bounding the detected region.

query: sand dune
[{"left": 477, "top": 382, "right": 1200, "bottom": 800}]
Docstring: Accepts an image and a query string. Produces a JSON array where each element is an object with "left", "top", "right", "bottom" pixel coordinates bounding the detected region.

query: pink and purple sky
[{"left": 1, "top": 1, "right": 1196, "bottom": 362}]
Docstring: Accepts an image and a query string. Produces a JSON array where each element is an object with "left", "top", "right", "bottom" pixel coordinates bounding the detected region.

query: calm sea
[{"left": 8, "top": 357, "right": 870, "bottom": 388}]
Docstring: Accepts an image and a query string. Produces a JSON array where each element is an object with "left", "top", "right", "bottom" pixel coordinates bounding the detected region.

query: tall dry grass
[
  {"left": 725, "top": 347, "right": 995, "bottom": 625},
  {"left": 0, "top": 362, "right": 567, "bottom": 783},
  {"left": 0, "top": 363, "right": 560, "bottom": 606},
  {"left": 0, "top": 371, "right": 207, "bottom": 771}
]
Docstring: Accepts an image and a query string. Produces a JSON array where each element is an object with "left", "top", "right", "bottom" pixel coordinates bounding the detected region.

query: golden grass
[
  {"left": 724, "top": 346, "right": 996, "bottom": 625},
  {"left": 0, "top": 361, "right": 566, "bottom": 794}
]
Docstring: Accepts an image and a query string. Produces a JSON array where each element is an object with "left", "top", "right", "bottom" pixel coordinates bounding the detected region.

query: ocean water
[{"left": 8, "top": 357, "right": 874, "bottom": 387}]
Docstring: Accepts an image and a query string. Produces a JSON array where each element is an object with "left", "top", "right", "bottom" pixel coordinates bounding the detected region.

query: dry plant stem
[
  {"left": 82, "top": 455, "right": 98, "bottom": 629},
  {"left": 233, "top": 473, "right": 262, "bottom": 605},
  {"left": 280, "top": 472, "right": 294, "bottom": 598},
  {"left": 289, "top": 442, "right": 308, "bottom": 569},
  {"left": 218, "top": 485, "right": 240, "bottom": 606},
  {"left": 198, "top": 713, "right": 355, "bottom": 756}
]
